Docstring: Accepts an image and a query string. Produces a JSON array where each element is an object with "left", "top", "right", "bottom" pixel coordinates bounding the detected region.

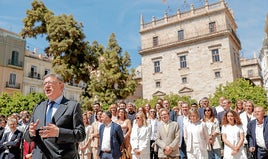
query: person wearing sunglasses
[
  {"left": 130, "top": 112, "right": 151, "bottom": 159},
  {"left": 202, "top": 106, "right": 222, "bottom": 159}
]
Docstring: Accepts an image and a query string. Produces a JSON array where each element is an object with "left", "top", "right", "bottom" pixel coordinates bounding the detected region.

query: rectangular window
[
  {"left": 156, "top": 81, "right": 161, "bottom": 88},
  {"left": 30, "top": 86, "right": 36, "bottom": 93},
  {"left": 212, "top": 49, "right": 220, "bottom": 62},
  {"left": 248, "top": 70, "right": 253, "bottom": 77},
  {"left": 44, "top": 69, "right": 50, "bottom": 76},
  {"left": 180, "top": 55, "right": 187, "bottom": 68},
  {"left": 9, "top": 73, "right": 16, "bottom": 85},
  {"left": 178, "top": 30, "right": 184, "bottom": 40},
  {"left": 31, "top": 65, "right": 37, "bottom": 77},
  {"left": 153, "top": 36, "right": 158, "bottom": 47},
  {"left": 182, "top": 77, "right": 187, "bottom": 83},
  {"left": 11, "top": 51, "right": 19, "bottom": 65},
  {"left": 154, "top": 61, "right": 161, "bottom": 73},
  {"left": 209, "top": 22, "right": 216, "bottom": 33},
  {"left": 215, "top": 71, "right": 221, "bottom": 78}
]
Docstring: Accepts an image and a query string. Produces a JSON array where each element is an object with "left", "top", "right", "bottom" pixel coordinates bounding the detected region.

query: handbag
[{"left": 121, "top": 143, "right": 131, "bottom": 159}]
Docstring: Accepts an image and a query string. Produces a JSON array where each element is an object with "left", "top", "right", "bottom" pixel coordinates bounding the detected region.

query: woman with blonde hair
[
  {"left": 109, "top": 104, "right": 118, "bottom": 122},
  {"left": 184, "top": 108, "right": 209, "bottom": 159},
  {"left": 116, "top": 108, "right": 132, "bottom": 159},
  {"left": 130, "top": 112, "right": 151, "bottom": 159}
]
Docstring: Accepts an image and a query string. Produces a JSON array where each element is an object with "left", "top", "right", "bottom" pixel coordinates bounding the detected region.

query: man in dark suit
[
  {"left": 0, "top": 116, "right": 23, "bottom": 159},
  {"left": 163, "top": 100, "right": 177, "bottom": 121},
  {"left": 217, "top": 99, "right": 231, "bottom": 128},
  {"left": 89, "top": 102, "right": 101, "bottom": 124},
  {"left": 98, "top": 111, "right": 124, "bottom": 159},
  {"left": 198, "top": 97, "right": 217, "bottom": 119},
  {"left": 247, "top": 106, "right": 268, "bottom": 159},
  {"left": 24, "top": 73, "right": 86, "bottom": 159}
]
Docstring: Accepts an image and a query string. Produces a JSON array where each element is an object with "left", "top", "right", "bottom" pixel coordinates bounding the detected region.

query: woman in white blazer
[
  {"left": 130, "top": 112, "right": 151, "bottom": 159},
  {"left": 185, "top": 108, "right": 209, "bottom": 159}
]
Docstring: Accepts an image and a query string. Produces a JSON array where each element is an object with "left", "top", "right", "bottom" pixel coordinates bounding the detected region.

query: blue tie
[{"left": 46, "top": 101, "right": 55, "bottom": 125}]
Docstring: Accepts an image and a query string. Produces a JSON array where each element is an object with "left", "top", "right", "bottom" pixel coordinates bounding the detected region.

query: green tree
[
  {"left": 0, "top": 92, "right": 46, "bottom": 117},
  {"left": 210, "top": 78, "right": 267, "bottom": 109},
  {"left": 87, "top": 33, "right": 137, "bottom": 105},
  {"left": 20, "top": 0, "right": 96, "bottom": 83},
  {"left": 134, "top": 94, "right": 196, "bottom": 109}
]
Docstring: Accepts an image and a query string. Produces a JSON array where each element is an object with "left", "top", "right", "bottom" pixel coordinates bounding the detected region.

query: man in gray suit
[
  {"left": 24, "top": 73, "right": 86, "bottom": 159},
  {"left": 155, "top": 108, "right": 180, "bottom": 159}
]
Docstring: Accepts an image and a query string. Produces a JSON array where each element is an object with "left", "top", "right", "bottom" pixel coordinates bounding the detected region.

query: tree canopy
[
  {"left": 209, "top": 78, "right": 267, "bottom": 109},
  {"left": 20, "top": 0, "right": 137, "bottom": 109}
]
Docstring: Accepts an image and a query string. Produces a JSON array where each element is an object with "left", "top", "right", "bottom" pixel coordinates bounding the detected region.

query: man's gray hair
[{"left": 43, "top": 73, "right": 64, "bottom": 82}]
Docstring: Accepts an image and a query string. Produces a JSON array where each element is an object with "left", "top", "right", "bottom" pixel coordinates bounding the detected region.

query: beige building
[
  {"left": 0, "top": 28, "right": 25, "bottom": 95},
  {"left": 240, "top": 56, "right": 263, "bottom": 86},
  {"left": 23, "top": 50, "right": 83, "bottom": 102},
  {"left": 139, "top": 0, "right": 242, "bottom": 101},
  {"left": 0, "top": 27, "right": 83, "bottom": 101}
]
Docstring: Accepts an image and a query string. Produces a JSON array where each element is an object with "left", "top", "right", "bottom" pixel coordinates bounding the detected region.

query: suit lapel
[
  {"left": 39, "top": 100, "right": 48, "bottom": 127},
  {"left": 10, "top": 131, "right": 16, "bottom": 141},
  {"left": 53, "top": 97, "right": 68, "bottom": 123}
]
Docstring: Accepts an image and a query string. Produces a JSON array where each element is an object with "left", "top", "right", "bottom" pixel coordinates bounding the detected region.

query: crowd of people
[{"left": 0, "top": 73, "right": 268, "bottom": 159}]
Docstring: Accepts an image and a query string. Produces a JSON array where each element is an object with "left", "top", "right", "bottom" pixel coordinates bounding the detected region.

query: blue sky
[{"left": 0, "top": 0, "right": 267, "bottom": 68}]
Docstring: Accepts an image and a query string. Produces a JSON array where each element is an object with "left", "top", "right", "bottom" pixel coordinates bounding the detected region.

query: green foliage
[
  {"left": 21, "top": 1, "right": 137, "bottom": 108},
  {"left": 20, "top": 0, "right": 96, "bottom": 83},
  {"left": 86, "top": 33, "right": 137, "bottom": 106},
  {"left": 210, "top": 78, "right": 267, "bottom": 109},
  {"left": 134, "top": 94, "right": 196, "bottom": 109},
  {"left": 0, "top": 92, "right": 46, "bottom": 117}
]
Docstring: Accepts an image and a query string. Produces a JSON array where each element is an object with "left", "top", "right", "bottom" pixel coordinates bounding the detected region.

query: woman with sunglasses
[
  {"left": 202, "top": 106, "right": 222, "bottom": 159},
  {"left": 130, "top": 112, "right": 151, "bottom": 159}
]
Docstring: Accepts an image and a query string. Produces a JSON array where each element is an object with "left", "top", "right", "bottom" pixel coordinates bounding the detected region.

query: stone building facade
[
  {"left": 139, "top": 0, "right": 242, "bottom": 101},
  {"left": 23, "top": 50, "right": 84, "bottom": 102},
  {"left": 0, "top": 28, "right": 25, "bottom": 95},
  {"left": 0, "top": 27, "right": 83, "bottom": 101},
  {"left": 240, "top": 57, "right": 263, "bottom": 86}
]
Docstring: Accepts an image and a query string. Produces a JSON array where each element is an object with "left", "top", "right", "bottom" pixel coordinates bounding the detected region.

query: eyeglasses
[
  {"left": 136, "top": 117, "right": 142, "bottom": 119},
  {"left": 161, "top": 113, "right": 168, "bottom": 116},
  {"left": 204, "top": 109, "right": 211, "bottom": 112},
  {"left": 43, "top": 81, "right": 61, "bottom": 86}
]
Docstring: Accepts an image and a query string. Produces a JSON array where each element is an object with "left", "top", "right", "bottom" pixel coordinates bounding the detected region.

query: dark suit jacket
[
  {"left": 0, "top": 127, "right": 4, "bottom": 140},
  {"left": 247, "top": 116, "right": 268, "bottom": 149},
  {"left": 24, "top": 96, "right": 86, "bottom": 159},
  {"left": 98, "top": 122, "right": 124, "bottom": 159},
  {"left": 169, "top": 110, "right": 177, "bottom": 122},
  {"left": 0, "top": 129, "right": 23, "bottom": 159}
]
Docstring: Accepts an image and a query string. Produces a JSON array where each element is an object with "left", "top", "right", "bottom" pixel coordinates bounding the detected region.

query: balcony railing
[
  {"left": 28, "top": 72, "right": 41, "bottom": 79},
  {"left": 6, "top": 82, "right": 20, "bottom": 89},
  {"left": 8, "top": 59, "right": 23, "bottom": 67}
]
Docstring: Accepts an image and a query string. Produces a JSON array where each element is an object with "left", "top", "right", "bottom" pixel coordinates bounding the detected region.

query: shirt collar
[
  {"left": 49, "top": 95, "right": 63, "bottom": 105},
  {"left": 105, "top": 121, "right": 112, "bottom": 127}
]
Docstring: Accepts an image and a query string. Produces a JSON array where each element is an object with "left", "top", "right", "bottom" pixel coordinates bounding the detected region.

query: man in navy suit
[
  {"left": 0, "top": 116, "right": 23, "bottom": 159},
  {"left": 24, "top": 73, "right": 86, "bottom": 159},
  {"left": 247, "top": 106, "right": 268, "bottom": 159},
  {"left": 98, "top": 111, "right": 124, "bottom": 159}
]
